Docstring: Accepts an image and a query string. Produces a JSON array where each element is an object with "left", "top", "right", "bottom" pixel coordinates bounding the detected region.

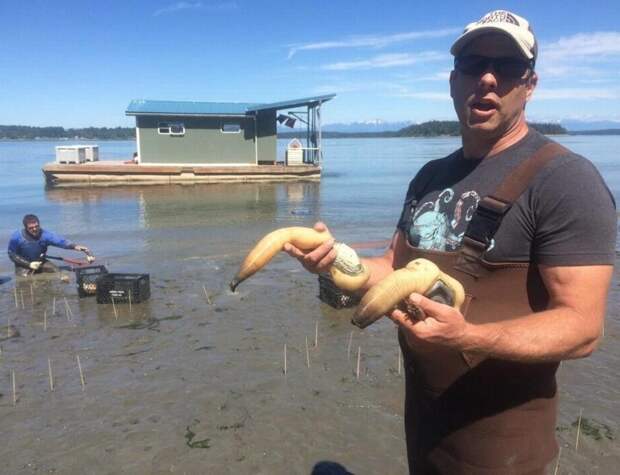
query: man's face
[
  {"left": 449, "top": 33, "right": 537, "bottom": 140},
  {"left": 25, "top": 221, "right": 41, "bottom": 238}
]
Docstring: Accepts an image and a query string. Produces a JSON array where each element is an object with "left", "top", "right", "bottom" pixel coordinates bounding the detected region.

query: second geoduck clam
[{"left": 352, "top": 258, "right": 465, "bottom": 329}]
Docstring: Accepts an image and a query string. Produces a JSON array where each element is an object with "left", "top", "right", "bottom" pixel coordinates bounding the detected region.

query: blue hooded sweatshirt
[{"left": 7, "top": 228, "right": 75, "bottom": 267}]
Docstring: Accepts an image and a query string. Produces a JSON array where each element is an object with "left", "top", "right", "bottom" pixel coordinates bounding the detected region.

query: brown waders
[{"left": 397, "top": 143, "right": 568, "bottom": 475}]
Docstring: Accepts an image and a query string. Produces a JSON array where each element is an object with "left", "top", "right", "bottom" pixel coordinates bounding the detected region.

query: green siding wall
[
  {"left": 256, "top": 110, "right": 277, "bottom": 164},
  {"left": 136, "top": 115, "right": 276, "bottom": 165}
]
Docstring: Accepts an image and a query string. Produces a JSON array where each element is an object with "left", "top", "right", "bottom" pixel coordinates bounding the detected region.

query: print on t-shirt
[
  {"left": 408, "top": 188, "right": 483, "bottom": 251},
  {"left": 398, "top": 130, "right": 616, "bottom": 264}
]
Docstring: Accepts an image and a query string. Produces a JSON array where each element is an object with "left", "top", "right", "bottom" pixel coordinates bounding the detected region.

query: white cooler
[{"left": 55, "top": 146, "right": 87, "bottom": 164}]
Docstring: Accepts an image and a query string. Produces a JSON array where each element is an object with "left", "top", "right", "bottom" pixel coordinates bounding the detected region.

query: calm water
[
  {"left": 1, "top": 136, "right": 619, "bottom": 265},
  {"left": 0, "top": 137, "right": 618, "bottom": 474}
]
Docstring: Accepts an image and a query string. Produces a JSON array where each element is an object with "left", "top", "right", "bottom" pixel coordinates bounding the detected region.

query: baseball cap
[{"left": 450, "top": 10, "right": 537, "bottom": 63}]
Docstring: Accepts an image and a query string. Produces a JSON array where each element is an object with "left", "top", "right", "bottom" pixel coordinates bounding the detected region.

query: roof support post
[
  {"left": 135, "top": 118, "right": 142, "bottom": 163},
  {"left": 306, "top": 105, "right": 311, "bottom": 164},
  {"left": 252, "top": 114, "right": 258, "bottom": 164},
  {"left": 317, "top": 103, "right": 322, "bottom": 165},
  {"left": 311, "top": 105, "right": 317, "bottom": 164}
]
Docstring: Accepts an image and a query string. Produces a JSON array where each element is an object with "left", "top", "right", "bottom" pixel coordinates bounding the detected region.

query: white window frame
[
  {"left": 158, "top": 121, "right": 185, "bottom": 136},
  {"left": 221, "top": 122, "right": 241, "bottom": 134}
]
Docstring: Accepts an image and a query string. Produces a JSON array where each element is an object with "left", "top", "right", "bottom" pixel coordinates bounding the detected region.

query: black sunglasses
[{"left": 454, "top": 55, "right": 534, "bottom": 79}]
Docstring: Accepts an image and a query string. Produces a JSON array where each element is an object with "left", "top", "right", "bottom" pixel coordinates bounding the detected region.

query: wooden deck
[{"left": 43, "top": 161, "right": 321, "bottom": 187}]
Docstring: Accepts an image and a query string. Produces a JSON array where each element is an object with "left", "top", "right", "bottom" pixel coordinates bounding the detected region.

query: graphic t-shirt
[{"left": 396, "top": 130, "right": 616, "bottom": 265}]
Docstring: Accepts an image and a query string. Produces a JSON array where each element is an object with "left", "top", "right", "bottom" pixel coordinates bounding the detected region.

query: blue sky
[{"left": 1, "top": 0, "right": 619, "bottom": 127}]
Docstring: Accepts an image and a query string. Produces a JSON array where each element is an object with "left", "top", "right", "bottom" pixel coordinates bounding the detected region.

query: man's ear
[
  {"left": 525, "top": 71, "right": 538, "bottom": 102},
  {"left": 449, "top": 70, "right": 456, "bottom": 98}
]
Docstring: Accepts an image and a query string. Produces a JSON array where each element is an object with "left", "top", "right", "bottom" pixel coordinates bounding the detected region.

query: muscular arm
[
  {"left": 391, "top": 153, "right": 616, "bottom": 363},
  {"left": 392, "top": 264, "right": 612, "bottom": 363},
  {"left": 464, "top": 264, "right": 611, "bottom": 361}
]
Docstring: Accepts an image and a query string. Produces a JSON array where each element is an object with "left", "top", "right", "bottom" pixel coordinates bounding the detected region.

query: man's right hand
[
  {"left": 283, "top": 221, "right": 337, "bottom": 274},
  {"left": 29, "top": 261, "right": 42, "bottom": 270}
]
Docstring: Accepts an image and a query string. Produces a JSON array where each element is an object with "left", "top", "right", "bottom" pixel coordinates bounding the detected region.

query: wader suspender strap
[{"left": 455, "top": 142, "right": 569, "bottom": 277}]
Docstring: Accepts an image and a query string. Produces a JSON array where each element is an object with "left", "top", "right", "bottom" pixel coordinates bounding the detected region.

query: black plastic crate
[
  {"left": 75, "top": 265, "right": 108, "bottom": 298},
  {"left": 318, "top": 273, "right": 360, "bottom": 309},
  {"left": 96, "top": 273, "right": 150, "bottom": 304}
]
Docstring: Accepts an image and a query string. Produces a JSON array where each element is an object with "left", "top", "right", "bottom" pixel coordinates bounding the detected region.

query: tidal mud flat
[
  {"left": 0, "top": 252, "right": 618, "bottom": 475},
  {"left": 1, "top": 137, "right": 620, "bottom": 473},
  {"left": 0, "top": 255, "right": 407, "bottom": 474}
]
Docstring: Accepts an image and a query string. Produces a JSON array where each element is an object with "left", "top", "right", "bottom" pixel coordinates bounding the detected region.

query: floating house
[{"left": 43, "top": 94, "right": 335, "bottom": 187}]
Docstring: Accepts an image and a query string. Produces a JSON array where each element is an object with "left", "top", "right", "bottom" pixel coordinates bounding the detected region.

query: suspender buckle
[{"left": 464, "top": 196, "right": 511, "bottom": 250}]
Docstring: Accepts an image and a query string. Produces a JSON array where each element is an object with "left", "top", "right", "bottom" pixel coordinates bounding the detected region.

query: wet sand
[
  {"left": 2, "top": 137, "right": 619, "bottom": 474},
  {"left": 1, "top": 248, "right": 619, "bottom": 474}
]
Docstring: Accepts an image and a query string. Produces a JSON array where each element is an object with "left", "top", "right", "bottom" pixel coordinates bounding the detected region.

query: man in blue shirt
[{"left": 7, "top": 214, "right": 95, "bottom": 277}]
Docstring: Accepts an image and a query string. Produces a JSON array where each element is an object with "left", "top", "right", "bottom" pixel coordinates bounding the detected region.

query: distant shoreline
[
  {"left": 1, "top": 123, "right": 619, "bottom": 140},
  {"left": 3, "top": 132, "right": 620, "bottom": 141},
  {"left": 278, "top": 130, "right": 620, "bottom": 139}
]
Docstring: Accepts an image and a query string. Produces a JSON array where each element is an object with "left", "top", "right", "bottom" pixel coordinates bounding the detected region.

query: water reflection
[
  {"left": 45, "top": 182, "right": 322, "bottom": 228},
  {"left": 44, "top": 182, "right": 323, "bottom": 263}
]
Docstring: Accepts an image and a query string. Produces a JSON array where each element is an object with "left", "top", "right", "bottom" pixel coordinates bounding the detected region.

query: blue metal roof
[
  {"left": 126, "top": 95, "right": 335, "bottom": 117},
  {"left": 126, "top": 99, "right": 257, "bottom": 116},
  {"left": 247, "top": 94, "right": 336, "bottom": 112}
]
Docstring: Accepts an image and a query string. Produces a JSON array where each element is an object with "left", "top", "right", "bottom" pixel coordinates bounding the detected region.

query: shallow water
[{"left": 0, "top": 138, "right": 618, "bottom": 474}]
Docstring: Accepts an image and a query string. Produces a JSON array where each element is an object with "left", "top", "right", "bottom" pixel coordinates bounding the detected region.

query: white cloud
[
  {"left": 576, "top": 78, "right": 619, "bottom": 85},
  {"left": 536, "top": 32, "right": 620, "bottom": 81},
  {"left": 416, "top": 71, "right": 451, "bottom": 81},
  {"left": 538, "top": 65, "right": 602, "bottom": 79},
  {"left": 531, "top": 112, "right": 620, "bottom": 123},
  {"left": 534, "top": 88, "right": 619, "bottom": 100},
  {"left": 395, "top": 92, "right": 451, "bottom": 101},
  {"left": 313, "top": 81, "right": 407, "bottom": 95},
  {"left": 154, "top": 1, "right": 203, "bottom": 16},
  {"left": 322, "top": 52, "right": 446, "bottom": 71},
  {"left": 153, "top": 1, "right": 237, "bottom": 17},
  {"left": 542, "top": 32, "right": 620, "bottom": 60},
  {"left": 287, "top": 28, "right": 460, "bottom": 59}
]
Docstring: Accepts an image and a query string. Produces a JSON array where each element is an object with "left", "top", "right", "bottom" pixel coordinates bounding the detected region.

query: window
[
  {"left": 158, "top": 123, "right": 170, "bottom": 134},
  {"left": 221, "top": 122, "right": 241, "bottom": 133},
  {"left": 170, "top": 123, "right": 185, "bottom": 135},
  {"left": 158, "top": 121, "right": 185, "bottom": 136}
]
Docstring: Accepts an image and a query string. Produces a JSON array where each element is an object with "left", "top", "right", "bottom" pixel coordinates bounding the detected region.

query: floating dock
[{"left": 42, "top": 161, "right": 321, "bottom": 187}]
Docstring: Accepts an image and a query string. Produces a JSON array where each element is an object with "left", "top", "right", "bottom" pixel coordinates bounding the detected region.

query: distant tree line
[
  {"left": 5, "top": 121, "right": 613, "bottom": 140},
  {"left": 0, "top": 125, "right": 135, "bottom": 140},
  {"left": 396, "top": 120, "right": 567, "bottom": 136},
  {"left": 395, "top": 120, "right": 462, "bottom": 137},
  {"left": 279, "top": 120, "right": 568, "bottom": 139},
  {"left": 568, "top": 129, "right": 620, "bottom": 136}
]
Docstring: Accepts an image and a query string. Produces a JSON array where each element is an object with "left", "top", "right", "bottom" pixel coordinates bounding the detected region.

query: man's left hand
[{"left": 388, "top": 293, "right": 469, "bottom": 349}]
